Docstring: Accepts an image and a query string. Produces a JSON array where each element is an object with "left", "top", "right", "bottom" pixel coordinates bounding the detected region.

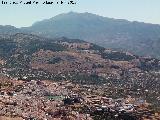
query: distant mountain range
[{"left": 1, "top": 12, "right": 160, "bottom": 58}]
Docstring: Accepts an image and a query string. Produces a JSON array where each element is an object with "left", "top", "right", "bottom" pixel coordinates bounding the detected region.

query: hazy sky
[{"left": 0, "top": 0, "right": 160, "bottom": 28}]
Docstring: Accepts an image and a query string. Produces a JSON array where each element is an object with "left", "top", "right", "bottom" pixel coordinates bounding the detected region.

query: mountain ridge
[{"left": 1, "top": 12, "right": 160, "bottom": 58}]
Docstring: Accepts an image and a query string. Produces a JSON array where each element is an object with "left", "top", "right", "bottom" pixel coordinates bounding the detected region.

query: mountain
[
  {"left": 0, "top": 25, "right": 21, "bottom": 35},
  {"left": 25, "top": 12, "right": 160, "bottom": 58},
  {"left": 1, "top": 12, "right": 160, "bottom": 58}
]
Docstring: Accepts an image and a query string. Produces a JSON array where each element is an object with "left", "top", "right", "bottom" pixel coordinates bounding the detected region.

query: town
[
  {"left": 0, "top": 33, "right": 160, "bottom": 119},
  {"left": 0, "top": 74, "right": 160, "bottom": 120}
]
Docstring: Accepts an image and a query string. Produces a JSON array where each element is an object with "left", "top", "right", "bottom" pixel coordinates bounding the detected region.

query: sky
[{"left": 0, "top": 0, "right": 160, "bottom": 28}]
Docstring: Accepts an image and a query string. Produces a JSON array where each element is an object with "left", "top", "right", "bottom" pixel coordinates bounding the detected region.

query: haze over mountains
[{"left": 1, "top": 12, "right": 160, "bottom": 58}]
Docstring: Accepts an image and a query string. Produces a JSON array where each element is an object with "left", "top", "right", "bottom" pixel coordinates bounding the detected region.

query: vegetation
[
  {"left": 0, "top": 38, "right": 17, "bottom": 58},
  {"left": 48, "top": 57, "right": 62, "bottom": 64},
  {"left": 101, "top": 51, "right": 135, "bottom": 61}
]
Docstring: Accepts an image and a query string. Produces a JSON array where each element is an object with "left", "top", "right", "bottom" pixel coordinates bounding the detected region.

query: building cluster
[
  {"left": 0, "top": 78, "right": 94, "bottom": 120},
  {"left": 60, "top": 42, "right": 91, "bottom": 50}
]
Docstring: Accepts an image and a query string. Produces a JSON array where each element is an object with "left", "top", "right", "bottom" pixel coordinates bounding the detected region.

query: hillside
[{"left": 0, "top": 33, "right": 160, "bottom": 108}]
